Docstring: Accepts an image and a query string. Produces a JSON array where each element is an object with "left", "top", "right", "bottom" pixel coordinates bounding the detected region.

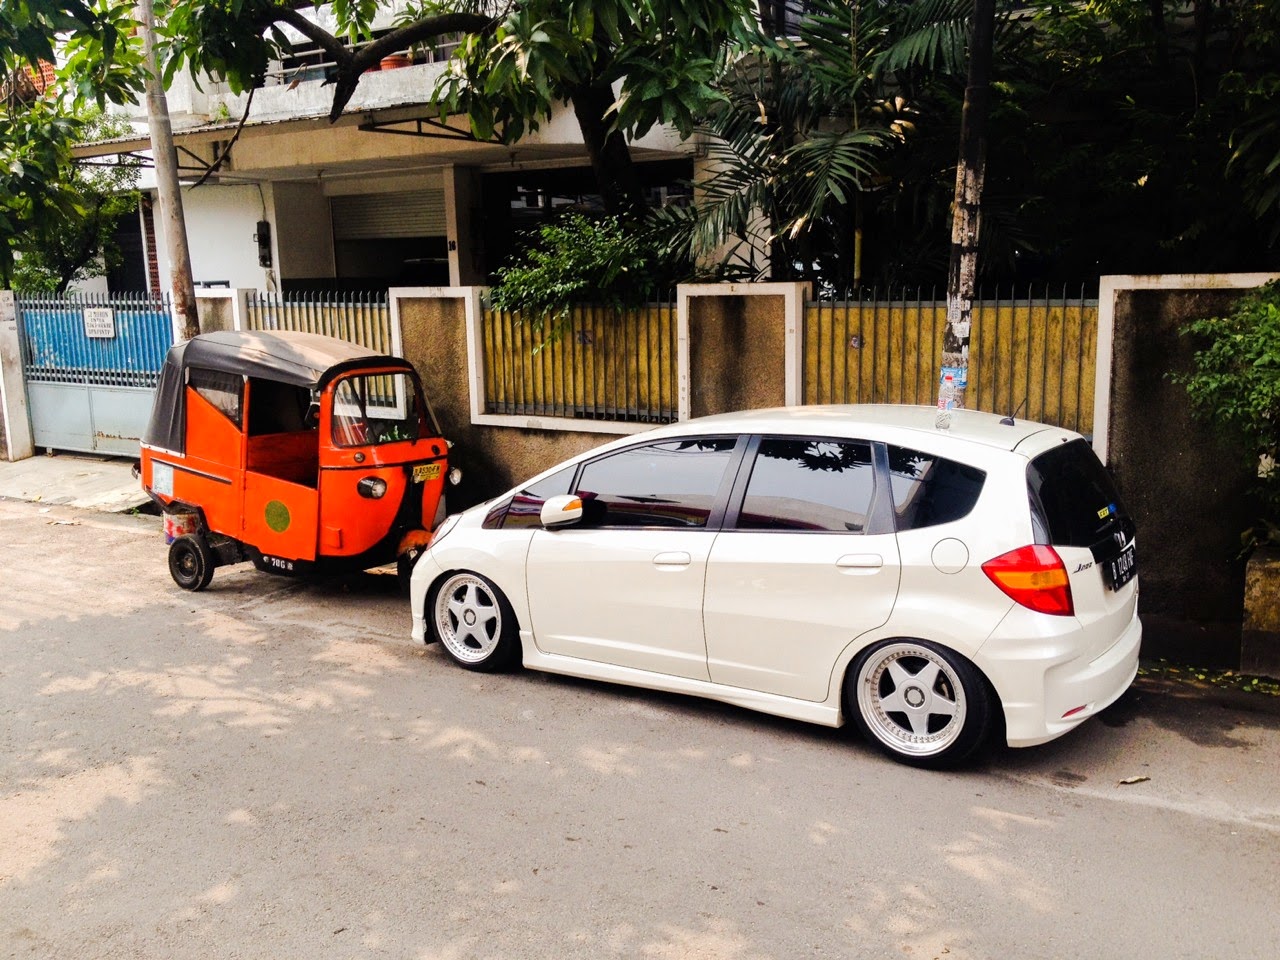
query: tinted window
[
  {"left": 498, "top": 465, "right": 578, "bottom": 529},
  {"left": 189, "top": 368, "right": 242, "bottom": 427},
  {"left": 1028, "top": 439, "right": 1131, "bottom": 548},
  {"left": 737, "top": 438, "right": 874, "bottom": 532},
  {"left": 888, "top": 446, "right": 986, "bottom": 530},
  {"left": 575, "top": 438, "right": 737, "bottom": 528}
]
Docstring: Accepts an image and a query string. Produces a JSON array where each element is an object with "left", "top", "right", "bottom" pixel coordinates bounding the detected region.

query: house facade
[{"left": 73, "top": 8, "right": 698, "bottom": 296}]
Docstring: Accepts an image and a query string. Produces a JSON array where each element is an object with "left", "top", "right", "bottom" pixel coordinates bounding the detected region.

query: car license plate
[
  {"left": 413, "top": 463, "right": 442, "bottom": 483},
  {"left": 1106, "top": 543, "right": 1137, "bottom": 590}
]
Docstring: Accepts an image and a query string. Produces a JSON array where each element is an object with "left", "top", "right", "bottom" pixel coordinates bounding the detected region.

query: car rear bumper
[{"left": 979, "top": 606, "right": 1142, "bottom": 748}]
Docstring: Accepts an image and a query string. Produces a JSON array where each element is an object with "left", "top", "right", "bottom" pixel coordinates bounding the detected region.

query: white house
[{"left": 72, "top": 7, "right": 697, "bottom": 296}]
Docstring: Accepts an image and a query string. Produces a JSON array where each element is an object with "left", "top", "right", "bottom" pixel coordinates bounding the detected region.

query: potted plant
[
  {"left": 380, "top": 51, "right": 413, "bottom": 70},
  {"left": 1175, "top": 280, "right": 1280, "bottom": 676}
]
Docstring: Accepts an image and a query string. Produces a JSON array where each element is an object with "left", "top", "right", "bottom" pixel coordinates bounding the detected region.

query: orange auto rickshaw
[{"left": 139, "top": 330, "right": 455, "bottom": 590}]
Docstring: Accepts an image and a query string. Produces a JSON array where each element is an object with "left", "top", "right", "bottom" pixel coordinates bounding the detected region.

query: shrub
[
  {"left": 1175, "top": 281, "right": 1280, "bottom": 549},
  {"left": 488, "top": 213, "right": 671, "bottom": 334}
]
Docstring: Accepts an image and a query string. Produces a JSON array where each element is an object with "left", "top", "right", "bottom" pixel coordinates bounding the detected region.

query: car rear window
[
  {"left": 887, "top": 446, "right": 986, "bottom": 530},
  {"left": 1027, "top": 439, "right": 1131, "bottom": 548}
]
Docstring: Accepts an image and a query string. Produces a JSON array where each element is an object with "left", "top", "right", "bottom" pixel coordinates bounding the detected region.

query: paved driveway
[{"left": 2, "top": 499, "right": 1277, "bottom": 959}]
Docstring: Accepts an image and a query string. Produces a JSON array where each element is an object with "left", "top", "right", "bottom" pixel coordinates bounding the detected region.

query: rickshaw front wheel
[{"left": 169, "top": 535, "right": 215, "bottom": 591}]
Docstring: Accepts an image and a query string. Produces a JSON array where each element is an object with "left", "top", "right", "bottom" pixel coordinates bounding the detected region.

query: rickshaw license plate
[{"left": 413, "top": 463, "right": 442, "bottom": 483}]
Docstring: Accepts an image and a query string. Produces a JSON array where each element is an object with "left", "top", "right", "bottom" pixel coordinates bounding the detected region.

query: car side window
[
  {"left": 736, "top": 437, "right": 875, "bottom": 532},
  {"left": 574, "top": 438, "right": 737, "bottom": 528},
  {"left": 499, "top": 465, "right": 578, "bottom": 529},
  {"left": 189, "top": 368, "right": 243, "bottom": 427},
  {"left": 888, "top": 445, "right": 986, "bottom": 530}
]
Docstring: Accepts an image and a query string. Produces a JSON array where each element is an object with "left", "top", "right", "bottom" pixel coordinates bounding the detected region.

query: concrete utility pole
[
  {"left": 937, "top": 0, "right": 995, "bottom": 423},
  {"left": 137, "top": 0, "right": 199, "bottom": 341}
]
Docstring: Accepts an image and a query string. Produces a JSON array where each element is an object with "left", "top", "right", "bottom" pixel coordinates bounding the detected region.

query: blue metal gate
[{"left": 17, "top": 292, "right": 173, "bottom": 455}]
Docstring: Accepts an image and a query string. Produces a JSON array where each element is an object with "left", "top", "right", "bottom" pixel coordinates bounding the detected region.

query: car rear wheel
[
  {"left": 847, "top": 639, "right": 992, "bottom": 768},
  {"left": 432, "top": 572, "right": 518, "bottom": 672},
  {"left": 169, "top": 534, "right": 215, "bottom": 591}
]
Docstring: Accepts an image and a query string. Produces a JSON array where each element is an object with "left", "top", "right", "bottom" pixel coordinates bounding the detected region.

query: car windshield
[{"left": 331, "top": 371, "right": 424, "bottom": 446}]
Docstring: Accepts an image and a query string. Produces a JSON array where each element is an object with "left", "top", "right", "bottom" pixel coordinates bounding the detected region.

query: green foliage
[
  {"left": 651, "top": 0, "right": 976, "bottom": 285},
  {"left": 0, "top": 101, "right": 81, "bottom": 287},
  {"left": 11, "top": 110, "right": 142, "bottom": 292},
  {"left": 432, "top": 0, "right": 757, "bottom": 145},
  {"left": 488, "top": 214, "right": 672, "bottom": 331},
  {"left": 1175, "top": 282, "right": 1280, "bottom": 548}
]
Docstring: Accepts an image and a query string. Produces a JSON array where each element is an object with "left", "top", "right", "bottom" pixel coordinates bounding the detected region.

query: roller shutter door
[{"left": 331, "top": 190, "right": 446, "bottom": 239}]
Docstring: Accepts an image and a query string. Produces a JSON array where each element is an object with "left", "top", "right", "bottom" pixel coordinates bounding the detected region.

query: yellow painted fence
[
  {"left": 804, "top": 295, "right": 1099, "bottom": 434},
  {"left": 477, "top": 291, "right": 1098, "bottom": 434},
  {"left": 482, "top": 303, "right": 678, "bottom": 424}
]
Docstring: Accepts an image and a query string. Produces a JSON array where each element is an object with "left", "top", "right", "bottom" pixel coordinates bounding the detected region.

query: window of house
[
  {"left": 573, "top": 438, "right": 738, "bottom": 528},
  {"left": 736, "top": 437, "right": 875, "bottom": 532}
]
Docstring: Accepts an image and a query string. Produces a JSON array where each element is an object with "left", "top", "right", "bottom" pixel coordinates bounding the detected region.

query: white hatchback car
[{"left": 409, "top": 405, "right": 1140, "bottom": 767}]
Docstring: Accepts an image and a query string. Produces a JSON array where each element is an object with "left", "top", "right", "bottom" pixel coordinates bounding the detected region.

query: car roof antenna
[{"left": 1000, "top": 397, "right": 1028, "bottom": 426}]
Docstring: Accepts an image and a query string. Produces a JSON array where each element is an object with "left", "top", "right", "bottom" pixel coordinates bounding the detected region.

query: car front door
[
  {"left": 703, "top": 436, "right": 901, "bottom": 702},
  {"left": 525, "top": 436, "right": 743, "bottom": 680}
]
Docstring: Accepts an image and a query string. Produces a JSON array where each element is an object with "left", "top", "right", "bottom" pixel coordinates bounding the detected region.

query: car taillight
[{"left": 981, "top": 545, "right": 1074, "bottom": 617}]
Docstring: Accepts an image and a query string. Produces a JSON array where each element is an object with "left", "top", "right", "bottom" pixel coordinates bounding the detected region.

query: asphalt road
[{"left": 1, "top": 499, "right": 1277, "bottom": 960}]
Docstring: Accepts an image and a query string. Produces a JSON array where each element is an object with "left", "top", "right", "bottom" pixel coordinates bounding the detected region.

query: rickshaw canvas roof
[
  {"left": 143, "top": 331, "right": 410, "bottom": 455},
  {"left": 177, "top": 330, "right": 398, "bottom": 387}
]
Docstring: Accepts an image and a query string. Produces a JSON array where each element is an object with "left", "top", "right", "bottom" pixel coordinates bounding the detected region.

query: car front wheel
[
  {"left": 846, "top": 639, "right": 993, "bottom": 768},
  {"left": 431, "top": 572, "right": 519, "bottom": 672}
]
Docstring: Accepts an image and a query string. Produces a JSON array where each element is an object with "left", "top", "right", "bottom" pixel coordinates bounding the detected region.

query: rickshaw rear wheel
[
  {"left": 431, "top": 572, "right": 519, "bottom": 672},
  {"left": 169, "top": 535, "right": 215, "bottom": 591}
]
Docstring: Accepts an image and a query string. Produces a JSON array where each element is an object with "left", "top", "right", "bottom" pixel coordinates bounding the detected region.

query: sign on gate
[{"left": 83, "top": 307, "right": 117, "bottom": 338}]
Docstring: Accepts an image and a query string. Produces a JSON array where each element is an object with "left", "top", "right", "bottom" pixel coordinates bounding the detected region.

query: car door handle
[
  {"left": 836, "top": 554, "right": 883, "bottom": 572},
  {"left": 652, "top": 551, "right": 692, "bottom": 568}
]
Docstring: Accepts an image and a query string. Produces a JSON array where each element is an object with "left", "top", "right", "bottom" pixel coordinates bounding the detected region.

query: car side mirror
[{"left": 540, "top": 494, "right": 584, "bottom": 529}]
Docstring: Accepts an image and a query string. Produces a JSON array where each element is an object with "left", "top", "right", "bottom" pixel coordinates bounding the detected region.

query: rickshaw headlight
[{"left": 357, "top": 476, "right": 388, "bottom": 499}]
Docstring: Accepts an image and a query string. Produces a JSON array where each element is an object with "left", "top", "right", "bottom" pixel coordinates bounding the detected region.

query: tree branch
[{"left": 264, "top": 7, "right": 498, "bottom": 122}]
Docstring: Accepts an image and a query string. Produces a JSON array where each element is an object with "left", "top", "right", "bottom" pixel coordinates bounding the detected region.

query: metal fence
[
  {"left": 481, "top": 300, "right": 678, "bottom": 424},
  {"left": 244, "top": 291, "right": 394, "bottom": 355},
  {"left": 804, "top": 286, "right": 1099, "bottom": 434},
  {"left": 17, "top": 290, "right": 173, "bottom": 388}
]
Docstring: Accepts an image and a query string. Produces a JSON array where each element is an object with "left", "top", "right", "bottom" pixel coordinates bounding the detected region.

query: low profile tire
[
  {"left": 431, "top": 572, "right": 519, "bottom": 672},
  {"left": 846, "top": 639, "right": 993, "bottom": 768},
  {"left": 169, "top": 534, "right": 215, "bottom": 591}
]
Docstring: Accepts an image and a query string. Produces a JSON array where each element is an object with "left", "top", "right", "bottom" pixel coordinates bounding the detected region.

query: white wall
[{"left": 154, "top": 183, "right": 274, "bottom": 291}]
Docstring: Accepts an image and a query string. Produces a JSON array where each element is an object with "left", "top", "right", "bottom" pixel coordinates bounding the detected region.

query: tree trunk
[
  {"left": 138, "top": 0, "right": 199, "bottom": 341},
  {"left": 569, "top": 83, "right": 647, "bottom": 218},
  {"left": 938, "top": 0, "right": 995, "bottom": 422}
]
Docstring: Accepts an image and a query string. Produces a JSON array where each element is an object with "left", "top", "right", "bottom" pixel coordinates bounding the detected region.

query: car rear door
[
  {"left": 525, "top": 436, "right": 743, "bottom": 681},
  {"left": 702, "top": 436, "right": 901, "bottom": 702}
]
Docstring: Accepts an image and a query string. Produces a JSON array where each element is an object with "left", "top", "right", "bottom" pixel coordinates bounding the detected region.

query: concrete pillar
[
  {"left": 443, "top": 166, "right": 485, "bottom": 287},
  {"left": 676, "top": 282, "right": 808, "bottom": 420},
  {"left": 0, "top": 291, "right": 34, "bottom": 461}
]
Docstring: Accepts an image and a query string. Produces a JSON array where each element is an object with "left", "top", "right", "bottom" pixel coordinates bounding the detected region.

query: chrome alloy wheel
[
  {"left": 856, "top": 642, "right": 968, "bottom": 758},
  {"left": 435, "top": 573, "right": 503, "bottom": 664}
]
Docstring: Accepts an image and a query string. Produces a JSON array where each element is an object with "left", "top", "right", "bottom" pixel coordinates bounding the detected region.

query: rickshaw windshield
[{"left": 331, "top": 371, "right": 424, "bottom": 447}]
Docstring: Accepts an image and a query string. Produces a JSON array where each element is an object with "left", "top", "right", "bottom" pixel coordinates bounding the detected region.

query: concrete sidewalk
[{"left": 0, "top": 452, "right": 150, "bottom": 512}]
